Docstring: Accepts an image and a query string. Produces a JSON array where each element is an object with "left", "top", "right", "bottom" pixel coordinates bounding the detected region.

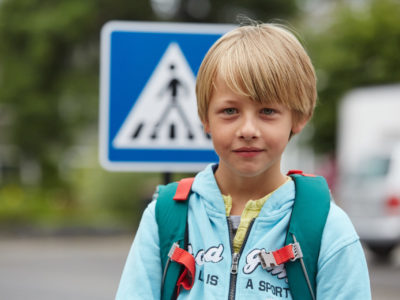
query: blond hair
[{"left": 196, "top": 23, "right": 317, "bottom": 123}]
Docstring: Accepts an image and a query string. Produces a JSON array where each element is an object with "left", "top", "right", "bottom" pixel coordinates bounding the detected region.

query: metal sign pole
[{"left": 163, "top": 172, "right": 172, "bottom": 185}]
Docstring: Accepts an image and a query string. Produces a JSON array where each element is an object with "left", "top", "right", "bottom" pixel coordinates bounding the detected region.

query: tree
[
  {"left": 0, "top": 0, "right": 154, "bottom": 187},
  {"left": 306, "top": 0, "right": 400, "bottom": 154}
]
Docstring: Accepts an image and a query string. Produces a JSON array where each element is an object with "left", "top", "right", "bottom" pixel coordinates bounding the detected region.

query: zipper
[
  {"left": 227, "top": 218, "right": 256, "bottom": 300},
  {"left": 227, "top": 218, "right": 236, "bottom": 300},
  {"left": 231, "top": 253, "right": 240, "bottom": 274}
]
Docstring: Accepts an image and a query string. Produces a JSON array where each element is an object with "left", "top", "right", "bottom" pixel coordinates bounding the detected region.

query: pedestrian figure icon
[
  {"left": 113, "top": 42, "right": 212, "bottom": 150},
  {"left": 151, "top": 63, "right": 194, "bottom": 140}
]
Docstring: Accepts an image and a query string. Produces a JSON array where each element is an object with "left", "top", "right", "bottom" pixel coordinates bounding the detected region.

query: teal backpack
[{"left": 155, "top": 170, "right": 331, "bottom": 300}]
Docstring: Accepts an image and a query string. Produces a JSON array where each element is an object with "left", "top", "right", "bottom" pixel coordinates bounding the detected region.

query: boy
[{"left": 116, "top": 22, "right": 371, "bottom": 299}]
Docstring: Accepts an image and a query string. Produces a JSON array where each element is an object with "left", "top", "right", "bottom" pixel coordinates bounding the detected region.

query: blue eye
[
  {"left": 261, "top": 108, "right": 275, "bottom": 115},
  {"left": 224, "top": 108, "right": 238, "bottom": 115}
]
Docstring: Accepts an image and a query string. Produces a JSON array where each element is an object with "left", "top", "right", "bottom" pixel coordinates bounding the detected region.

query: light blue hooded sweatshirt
[{"left": 116, "top": 164, "right": 371, "bottom": 299}]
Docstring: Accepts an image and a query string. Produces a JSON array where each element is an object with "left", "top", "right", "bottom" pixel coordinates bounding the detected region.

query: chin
[{"left": 234, "top": 160, "right": 280, "bottom": 178}]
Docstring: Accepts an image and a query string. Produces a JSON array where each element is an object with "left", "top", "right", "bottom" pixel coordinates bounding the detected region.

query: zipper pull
[{"left": 230, "top": 253, "right": 240, "bottom": 274}]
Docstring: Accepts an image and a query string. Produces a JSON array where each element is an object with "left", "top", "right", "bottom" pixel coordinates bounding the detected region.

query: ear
[
  {"left": 202, "top": 119, "right": 210, "bottom": 134},
  {"left": 291, "top": 116, "right": 309, "bottom": 135}
]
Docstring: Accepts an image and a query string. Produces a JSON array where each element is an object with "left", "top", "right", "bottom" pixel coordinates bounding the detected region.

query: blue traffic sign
[{"left": 100, "top": 21, "right": 234, "bottom": 171}]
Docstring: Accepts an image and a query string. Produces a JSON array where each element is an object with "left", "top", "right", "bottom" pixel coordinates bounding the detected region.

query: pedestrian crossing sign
[{"left": 100, "top": 21, "right": 235, "bottom": 171}]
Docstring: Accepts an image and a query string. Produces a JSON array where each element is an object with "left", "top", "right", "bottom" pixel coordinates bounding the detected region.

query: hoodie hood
[{"left": 191, "top": 164, "right": 295, "bottom": 218}]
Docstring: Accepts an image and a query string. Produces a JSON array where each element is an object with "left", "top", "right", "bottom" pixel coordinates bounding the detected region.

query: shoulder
[
  {"left": 140, "top": 199, "right": 157, "bottom": 224},
  {"left": 316, "top": 202, "right": 371, "bottom": 298},
  {"left": 319, "top": 201, "right": 360, "bottom": 262},
  {"left": 325, "top": 201, "right": 359, "bottom": 241}
]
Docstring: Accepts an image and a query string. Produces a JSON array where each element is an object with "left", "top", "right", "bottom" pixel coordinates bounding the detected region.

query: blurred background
[{"left": 0, "top": 0, "right": 399, "bottom": 299}]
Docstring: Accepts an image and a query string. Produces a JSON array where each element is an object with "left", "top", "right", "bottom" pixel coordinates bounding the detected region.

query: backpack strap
[
  {"left": 285, "top": 170, "right": 331, "bottom": 300},
  {"left": 155, "top": 178, "right": 195, "bottom": 300}
]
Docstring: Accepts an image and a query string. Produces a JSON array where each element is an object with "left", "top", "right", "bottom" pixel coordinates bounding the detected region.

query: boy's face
[{"left": 203, "top": 75, "right": 307, "bottom": 179}]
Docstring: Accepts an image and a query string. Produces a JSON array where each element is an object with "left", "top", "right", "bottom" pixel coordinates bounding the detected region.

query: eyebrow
[{"left": 221, "top": 99, "right": 241, "bottom": 104}]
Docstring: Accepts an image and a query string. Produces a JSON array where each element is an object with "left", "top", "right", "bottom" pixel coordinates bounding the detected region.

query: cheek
[
  {"left": 210, "top": 129, "right": 226, "bottom": 146},
  {"left": 263, "top": 125, "right": 292, "bottom": 149},
  {"left": 209, "top": 126, "right": 231, "bottom": 151}
]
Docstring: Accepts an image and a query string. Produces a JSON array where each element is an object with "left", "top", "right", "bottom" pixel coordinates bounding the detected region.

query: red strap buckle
[
  {"left": 273, "top": 244, "right": 296, "bottom": 265},
  {"left": 173, "top": 178, "right": 195, "bottom": 201},
  {"left": 259, "top": 242, "right": 303, "bottom": 269},
  {"left": 168, "top": 243, "right": 196, "bottom": 294}
]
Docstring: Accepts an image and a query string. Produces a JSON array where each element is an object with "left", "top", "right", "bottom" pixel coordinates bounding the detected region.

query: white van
[
  {"left": 339, "top": 144, "right": 400, "bottom": 257},
  {"left": 337, "top": 85, "right": 400, "bottom": 258}
]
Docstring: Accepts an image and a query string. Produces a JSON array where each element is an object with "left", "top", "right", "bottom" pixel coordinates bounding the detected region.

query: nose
[{"left": 237, "top": 115, "right": 260, "bottom": 140}]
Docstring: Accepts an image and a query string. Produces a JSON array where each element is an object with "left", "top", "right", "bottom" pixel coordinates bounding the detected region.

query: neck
[{"left": 215, "top": 164, "right": 287, "bottom": 211}]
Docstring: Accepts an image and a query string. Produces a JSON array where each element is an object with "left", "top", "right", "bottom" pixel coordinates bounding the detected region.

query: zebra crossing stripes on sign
[{"left": 100, "top": 21, "right": 235, "bottom": 172}]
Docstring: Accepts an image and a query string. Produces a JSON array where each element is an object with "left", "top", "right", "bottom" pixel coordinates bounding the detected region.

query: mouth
[{"left": 233, "top": 147, "right": 264, "bottom": 157}]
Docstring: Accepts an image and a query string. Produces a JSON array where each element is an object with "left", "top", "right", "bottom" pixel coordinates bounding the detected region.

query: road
[
  {"left": 0, "top": 235, "right": 399, "bottom": 299},
  {"left": 366, "top": 246, "right": 400, "bottom": 300},
  {"left": 0, "top": 235, "right": 132, "bottom": 300}
]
